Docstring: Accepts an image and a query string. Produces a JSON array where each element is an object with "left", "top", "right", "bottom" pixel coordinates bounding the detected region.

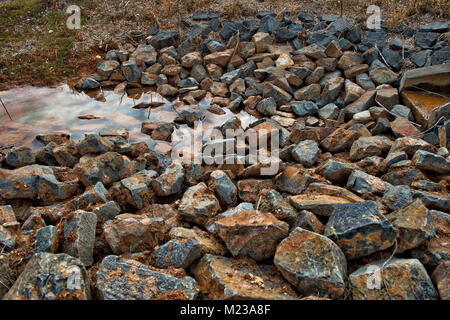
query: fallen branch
[
  {"left": 0, "top": 98, "right": 13, "bottom": 121},
  {"left": 380, "top": 239, "right": 397, "bottom": 300}
]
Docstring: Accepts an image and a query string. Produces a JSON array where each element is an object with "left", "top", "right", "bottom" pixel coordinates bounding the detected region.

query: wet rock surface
[{"left": 1, "top": 10, "right": 449, "bottom": 301}]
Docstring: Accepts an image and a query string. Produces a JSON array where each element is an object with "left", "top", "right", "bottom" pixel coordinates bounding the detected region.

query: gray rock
[
  {"left": 148, "top": 31, "right": 179, "bottom": 50},
  {"left": 274, "top": 227, "right": 347, "bottom": 299},
  {"left": 349, "top": 258, "right": 438, "bottom": 300},
  {"left": 76, "top": 133, "right": 113, "bottom": 155},
  {"left": 431, "top": 47, "right": 450, "bottom": 65},
  {"left": 387, "top": 199, "right": 435, "bottom": 253},
  {"left": 154, "top": 238, "right": 202, "bottom": 269},
  {"left": 291, "top": 101, "right": 319, "bottom": 116},
  {"left": 420, "top": 22, "right": 449, "bottom": 33},
  {"left": 391, "top": 104, "right": 414, "bottom": 121},
  {"left": 3, "top": 253, "right": 91, "bottom": 300},
  {"left": 121, "top": 60, "right": 141, "bottom": 82},
  {"left": 410, "top": 50, "right": 433, "bottom": 67},
  {"left": 259, "top": 15, "right": 278, "bottom": 34},
  {"left": 359, "top": 31, "right": 386, "bottom": 51},
  {"left": 414, "top": 32, "right": 439, "bottom": 49},
  {"left": 412, "top": 150, "right": 450, "bottom": 174},
  {"left": 256, "top": 97, "right": 277, "bottom": 116},
  {"left": 382, "top": 185, "right": 413, "bottom": 211},
  {"left": 382, "top": 48, "right": 402, "bottom": 71},
  {"left": 318, "top": 103, "right": 339, "bottom": 120},
  {"left": 152, "top": 162, "right": 185, "bottom": 196},
  {"left": 356, "top": 73, "right": 376, "bottom": 90},
  {"left": 74, "top": 152, "right": 127, "bottom": 187},
  {"left": 94, "top": 255, "right": 199, "bottom": 300},
  {"left": 5, "top": 147, "right": 35, "bottom": 168},
  {"left": 412, "top": 190, "right": 450, "bottom": 213},
  {"left": 292, "top": 140, "right": 320, "bottom": 167},
  {"left": 317, "top": 159, "right": 356, "bottom": 185},
  {"left": 347, "top": 170, "right": 392, "bottom": 196},
  {"left": 324, "top": 201, "right": 398, "bottom": 259},
  {"left": 34, "top": 225, "right": 58, "bottom": 253},
  {"left": 63, "top": 210, "right": 97, "bottom": 266}
]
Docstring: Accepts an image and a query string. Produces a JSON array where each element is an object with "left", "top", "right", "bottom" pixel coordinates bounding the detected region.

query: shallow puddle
[{"left": 0, "top": 84, "right": 256, "bottom": 153}]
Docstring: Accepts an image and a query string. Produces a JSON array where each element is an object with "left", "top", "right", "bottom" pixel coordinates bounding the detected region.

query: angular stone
[
  {"left": 369, "top": 60, "right": 398, "bottom": 85},
  {"left": 274, "top": 228, "right": 347, "bottom": 299},
  {"left": 95, "top": 255, "right": 198, "bottom": 300},
  {"left": 291, "top": 101, "right": 318, "bottom": 116},
  {"left": 325, "top": 201, "right": 398, "bottom": 259},
  {"left": 178, "top": 182, "right": 221, "bottom": 226},
  {"left": 316, "top": 159, "right": 356, "bottom": 185},
  {"left": 34, "top": 225, "right": 58, "bottom": 253},
  {"left": 320, "top": 128, "right": 360, "bottom": 153},
  {"left": 292, "top": 140, "right": 320, "bottom": 167},
  {"left": 5, "top": 147, "right": 35, "bottom": 168},
  {"left": 103, "top": 214, "right": 169, "bottom": 255},
  {"left": 349, "top": 258, "right": 438, "bottom": 300},
  {"left": 3, "top": 253, "right": 91, "bottom": 300},
  {"left": 154, "top": 238, "right": 202, "bottom": 269},
  {"left": 387, "top": 199, "right": 436, "bottom": 253},
  {"left": 350, "top": 136, "right": 393, "bottom": 161},
  {"left": 432, "top": 261, "right": 450, "bottom": 300},
  {"left": 382, "top": 185, "right": 413, "bottom": 211},
  {"left": 191, "top": 254, "right": 298, "bottom": 300},
  {"left": 169, "top": 226, "right": 227, "bottom": 256},
  {"left": 344, "top": 90, "right": 376, "bottom": 116},
  {"left": 258, "top": 189, "right": 298, "bottom": 225},
  {"left": 412, "top": 150, "right": 450, "bottom": 174},
  {"left": 215, "top": 209, "right": 289, "bottom": 261},
  {"left": 152, "top": 162, "right": 185, "bottom": 196},
  {"left": 347, "top": 170, "right": 391, "bottom": 195}
]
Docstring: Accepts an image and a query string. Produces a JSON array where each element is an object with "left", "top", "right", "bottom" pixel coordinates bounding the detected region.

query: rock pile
[{"left": 1, "top": 10, "right": 450, "bottom": 300}]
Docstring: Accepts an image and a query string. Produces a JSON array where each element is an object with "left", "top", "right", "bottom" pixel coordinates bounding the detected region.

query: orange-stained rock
[
  {"left": 320, "top": 128, "right": 361, "bottom": 153},
  {"left": 349, "top": 258, "right": 438, "bottom": 300},
  {"left": 178, "top": 182, "right": 221, "bottom": 226},
  {"left": 103, "top": 213, "right": 169, "bottom": 254},
  {"left": 387, "top": 199, "right": 436, "bottom": 253},
  {"left": 191, "top": 254, "right": 298, "bottom": 300},
  {"left": 431, "top": 261, "right": 450, "bottom": 300},
  {"left": 274, "top": 228, "right": 347, "bottom": 299},
  {"left": 215, "top": 209, "right": 289, "bottom": 261},
  {"left": 94, "top": 255, "right": 199, "bottom": 300}
]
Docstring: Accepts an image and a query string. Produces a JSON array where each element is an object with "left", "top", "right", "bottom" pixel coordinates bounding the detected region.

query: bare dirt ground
[{"left": 0, "top": 0, "right": 448, "bottom": 90}]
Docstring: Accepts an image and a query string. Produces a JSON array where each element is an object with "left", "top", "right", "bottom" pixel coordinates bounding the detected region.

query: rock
[
  {"left": 431, "top": 47, "right": 450, "bottom": 65},
  {"left": 178, "top": 182, "right": 221, "bottom": 226},
  {"left": 5, "top": 147, "right": 35, "bottom": 168},
  {"left": 399, "top": 63, "right": 450, "bottom": 93},
  {"left": 275, "top": 27, "right": 297, "bottom": 42},
  {"left": 349, "top": 258, "right": 438, "bottom": 300},
  {"left": 274, "top": 228, "right": 347, "bottom": 299},
  {"left": 412, "top": 150, "right": 450, "bottom": 174},
  {"left": 356, "top": 73, "right": 376, "bottom": 90},
  {"left": 359, "top": 31, "right": 386, "bottom": 52},
  {"left": 204, "top": 50, "right": 232, "bottom": 67},
  {"left": 411, "top": 210, "right": 449, "bottom": 266},
  {"left": 63, "top": 210, "right": 97, "bottom": 266},
  {"left": 258, "top": 189, "right": 298, "bottom": 225},
  {"left": 252, "top": 32, "right": 271, "bottom": 53},
  {"left": 369, "top": 60, "right": 398, "bottom": 85},
  {"left": 389, "top": 137, "right": 434, "bottom": 156},
  {"left": 291, "top": 101, "right": 318, "bottom": 116},
  {"left": 0, "top": 254, "right": 11, "bottom": 298},
  {"left": 382, "top": 48, "right": 402, "bottom": 71},
  {"left": 103, "top": 214, "right": 169, "bottom": 254},
  {"left": 0, "top": 165, "right": 78, "bottom": 201},
  {"left": 275, "top": 167, "right": 312, "bottom": 195},
  {"left": 169, "top": 226, "right": 227, "bottom": 256},
  {"left": 36, "top": 132, "right": 70, "bottom": 145},
  {"left": 415, "top": 32, "right": 439, "bottom": 49},
  {"left": 338, "top": 51, "right": 364, "bottom": 70},
  {"left": 343, "top": 80, "right": 365, "bottom": 105},
  {"left": 208, "top": 170, "right": 237, "bottom": 207},
  {"left": 289, "top": 193, "right": 360, "bottom": 218},
  {"left": 390, "top": 117, "right": 420, "bottom": 137},
  {"left": 410, "top": 50, "right": 433, "bottom": 67},
  {"left": 154, "top": 238, "right": 202, "bottom": 269},
  {"left": 292, "top": 140, "right": 320, "bottom": 167},
  {"left": 96, "top": 60, "right": 120, "bottom": 77},
  {"left": 294, "top": 84, "right": 321, "bottom": 102},
  {"left": 391, "top": 104, "right": 414, "bottom": 121},
  {"left": 141, "top": 121, "right": 174, "bottom": 142},
  {"left": 347, "top": 169, "right": 391, "bottom": 196},
  {"left": 420, "top": 22, "right": 449, "bottom": 33},
  {"left": 74, "top": 152, "right": 127, "bottom": 187},
  {"left": 75, "top": 134, "right": 113, "bottom": 155},
  {"left": 191, "top": 254, "right": 298, "bottom": 299},
  {"left": 149, "top": 31, "right": 179, "bottom": 50},
  {"left": 344, "top": 89, "right": 376, "bottom": 116},
  {"left": 95, "top": 255, "right": 199, "bottom": 300},
  {"left": 256, "top": 97, "right": 277, "bottom": 116},
  {"left": 263, "top": 82, "right": 292, "bottom": 106},
  {"left": 320, "top": 128, "right": 360, "bottom": 153},
  {"left": 318, "top": 103, "right": 339, "bottom": 120},
  {"left": 325, "top": 41, "right": 343, "bottom": 58},
  {"left": 181, "top": 52, "right": 203, "bottom": 68},
  {"left": 376, "top": 87, "right": 399, "bottom": 109},
  {"left": 34, "top": 225, "right": 58, "bottom": 253},
  {"left": 308, "top": 31, "right": 337, "bottom": 47},
  {"left": 432, "top": 261, "right": 450, "bottom": 300},
  {"left": 214, "top": 209, "right": 289, "bottom": 261},
  {"left": 387, "top": 199, "right": 435, "bottom": 253},
  {"left": 305, "top": 66, "right": 325, "bottom": 84},
  {"left": 324, "top": 201, "right": 398, "bottom": 259},
  {"left": 294, "top": 210, "right": 325, "bottom": 234},
  {"left": 3, "top": 253, "right": 91, "bottom": 300},
  {"left": 152, "top": 162, "right": 185, "bottom": 196},
  {"left": 382, "top": 185, "right": 413, "bottom": 211},
  {"left": 350, "top": 136, "right": 393, "bottom": 161},
  {"left": 316, "top": 159, "right": 356, "bottom": 185}
]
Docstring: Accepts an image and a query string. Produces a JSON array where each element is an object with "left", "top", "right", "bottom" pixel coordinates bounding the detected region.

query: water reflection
[{"left": 0, "top": 85, "right": 256, "bottom": 153}]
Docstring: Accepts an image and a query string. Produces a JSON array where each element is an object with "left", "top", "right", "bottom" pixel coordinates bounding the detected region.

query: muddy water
[{"left": 0, "top": 85, "right": 256, "bottom": 153}]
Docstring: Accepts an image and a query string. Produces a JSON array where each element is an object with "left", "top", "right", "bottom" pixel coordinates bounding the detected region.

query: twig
[
  {"left": 0, "top": 279, "right": 10, "bottom": 290},
  {"left": 375, "top": 99, "right": 422, "bottom": 128},
  {"left": 375, "top": 44, "right": 392, "bottom": 71},
  {"left": 0, "top": 98, "right": 13, "bottom": 121}
]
